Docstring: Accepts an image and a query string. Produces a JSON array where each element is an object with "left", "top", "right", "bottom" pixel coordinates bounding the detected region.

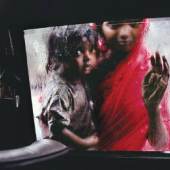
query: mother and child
[{"left": 38, "top": 19, "right": 170, "bottom": 151}]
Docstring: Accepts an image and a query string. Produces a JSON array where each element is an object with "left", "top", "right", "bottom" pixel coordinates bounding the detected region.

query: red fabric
[{"left": 97, "top": 19, "right": 157, "bottom": 151}]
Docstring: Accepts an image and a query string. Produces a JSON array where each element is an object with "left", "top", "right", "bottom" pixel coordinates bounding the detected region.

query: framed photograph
[{"left": 24, "top": 17, "right": 170, "bottom": 153}]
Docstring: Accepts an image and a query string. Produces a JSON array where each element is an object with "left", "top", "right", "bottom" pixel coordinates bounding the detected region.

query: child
[{"left": 39, "top": 24, "right": 99, "bottom": 149}]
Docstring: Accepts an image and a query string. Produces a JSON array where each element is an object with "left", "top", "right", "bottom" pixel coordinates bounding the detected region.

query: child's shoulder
[
  {"left": 45, "top": 74, "right": 74, "bottom": 100},
  {"left": 42, "top": 74, "right": 74, "bottom": 111}
]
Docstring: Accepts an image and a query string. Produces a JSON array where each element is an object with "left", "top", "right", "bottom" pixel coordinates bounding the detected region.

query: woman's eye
[
  {"left": 107, "top": 23, "right": 113, "bottom": 28},
  {"left": 107, "top": 22, "right": 119, "bottom": 29},
  {"left": 130, "top": 22, "right": 140, "bottom": 27}
]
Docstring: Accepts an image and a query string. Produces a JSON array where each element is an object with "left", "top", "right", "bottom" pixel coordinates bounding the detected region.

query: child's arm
[
  {"left": 45, "top": 85, "right": 98, "bottom": 149},
  {"left": 48, "top": 112, "right": 99, "bottom": 148},
  {"left": 143, "top": 52, "right": 169, "bottom": 149},
  {"left": 62, "top": 128, "right": 99, "bottom": 148}
]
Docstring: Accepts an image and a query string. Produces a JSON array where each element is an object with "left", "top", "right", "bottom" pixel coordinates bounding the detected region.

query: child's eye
[
  {"left": 77, "top": 50, "right": 83, "bottom": 56},
  {"left": 91, "top": 49, "right": 97, "bottom": 55},
  {"left": 88, "top": 45, "right": 94, "bottom": 52},
  {"left": 75, "top": 46, "right": 84, "bottom": 56}
]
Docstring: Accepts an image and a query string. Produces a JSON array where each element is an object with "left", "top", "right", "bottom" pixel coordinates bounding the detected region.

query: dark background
[
  {"left": 0, "top": 0, "right": 170, "bottom": 169},
  {"left": 1, "top": 0, "right": 170, "bottom": 28}
]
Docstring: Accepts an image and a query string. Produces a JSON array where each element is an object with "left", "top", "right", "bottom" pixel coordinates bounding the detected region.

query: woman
[{"left": 96, "top": 19, "right": 170, "bottom": 151}]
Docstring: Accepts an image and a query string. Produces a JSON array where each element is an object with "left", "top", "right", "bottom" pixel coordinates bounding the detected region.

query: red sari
[{"left": 98, "top": 19, "right": 170, "bottom": 151}]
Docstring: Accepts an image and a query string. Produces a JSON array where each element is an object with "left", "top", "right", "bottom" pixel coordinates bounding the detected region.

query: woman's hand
[
  {"left": 143, "top": 52, "right": 169, "bottom": 113},
  {"left": 143, "top": 52, "right": 169, "bottom": 149}
]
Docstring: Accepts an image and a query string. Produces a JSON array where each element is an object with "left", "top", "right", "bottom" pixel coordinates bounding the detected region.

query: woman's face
[{"left": 102, "top": 20, "right": 142, "bottom": 53}]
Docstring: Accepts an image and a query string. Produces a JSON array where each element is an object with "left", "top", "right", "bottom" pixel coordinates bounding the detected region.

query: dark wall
[{"left": 0, "top": 29, "right": 36, "bottom": 150}]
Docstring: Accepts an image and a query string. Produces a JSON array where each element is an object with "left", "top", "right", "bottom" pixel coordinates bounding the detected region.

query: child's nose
[
  {"left": 84, "top": 51, "right": 90, "bottom": 61},
  {"left": 83, "top": 55, "right": 89, "bottom": 62}
]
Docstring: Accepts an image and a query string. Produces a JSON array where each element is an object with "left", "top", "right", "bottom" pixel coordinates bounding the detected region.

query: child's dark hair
[{"left": 46, "top": 24, "right": 99, "bottom": 73}]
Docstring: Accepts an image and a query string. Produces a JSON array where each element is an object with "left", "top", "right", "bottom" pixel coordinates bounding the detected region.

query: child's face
[
  {"left": 75, "top": 40, "right": 98, "bottom": 75},
  {"left": 102, "top": 20, "right": 142, "bottom": 53}
]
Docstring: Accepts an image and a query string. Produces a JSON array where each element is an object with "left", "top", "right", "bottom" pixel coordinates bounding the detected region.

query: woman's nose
[{"left": 118, "top": 25, "right": 131, "bottom": 41}]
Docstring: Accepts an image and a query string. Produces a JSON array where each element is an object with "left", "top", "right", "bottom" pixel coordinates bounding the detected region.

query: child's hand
[{"left": 84, "top": 134, "right": 99, "bottom": 147}]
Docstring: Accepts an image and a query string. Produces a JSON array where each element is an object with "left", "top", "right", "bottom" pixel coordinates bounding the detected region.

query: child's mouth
[
  {"left": 84, "top": 64, "right": 91, "bottom": 69},
  {"left": 84, "top": 64, "right": 95, "bottom": 73}
]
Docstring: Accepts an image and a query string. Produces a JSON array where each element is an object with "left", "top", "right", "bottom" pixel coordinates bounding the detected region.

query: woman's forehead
[{"left": 105, "top": 19, "right": 144, "bottom": 25}]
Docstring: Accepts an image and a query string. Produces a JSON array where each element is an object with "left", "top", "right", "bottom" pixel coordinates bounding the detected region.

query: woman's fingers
[
  {"left": 155, "top": 52, "right": 163, "bottom": 73},
  {"left": 163, "top": 56, "right": 169, "bottom": 76}
]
